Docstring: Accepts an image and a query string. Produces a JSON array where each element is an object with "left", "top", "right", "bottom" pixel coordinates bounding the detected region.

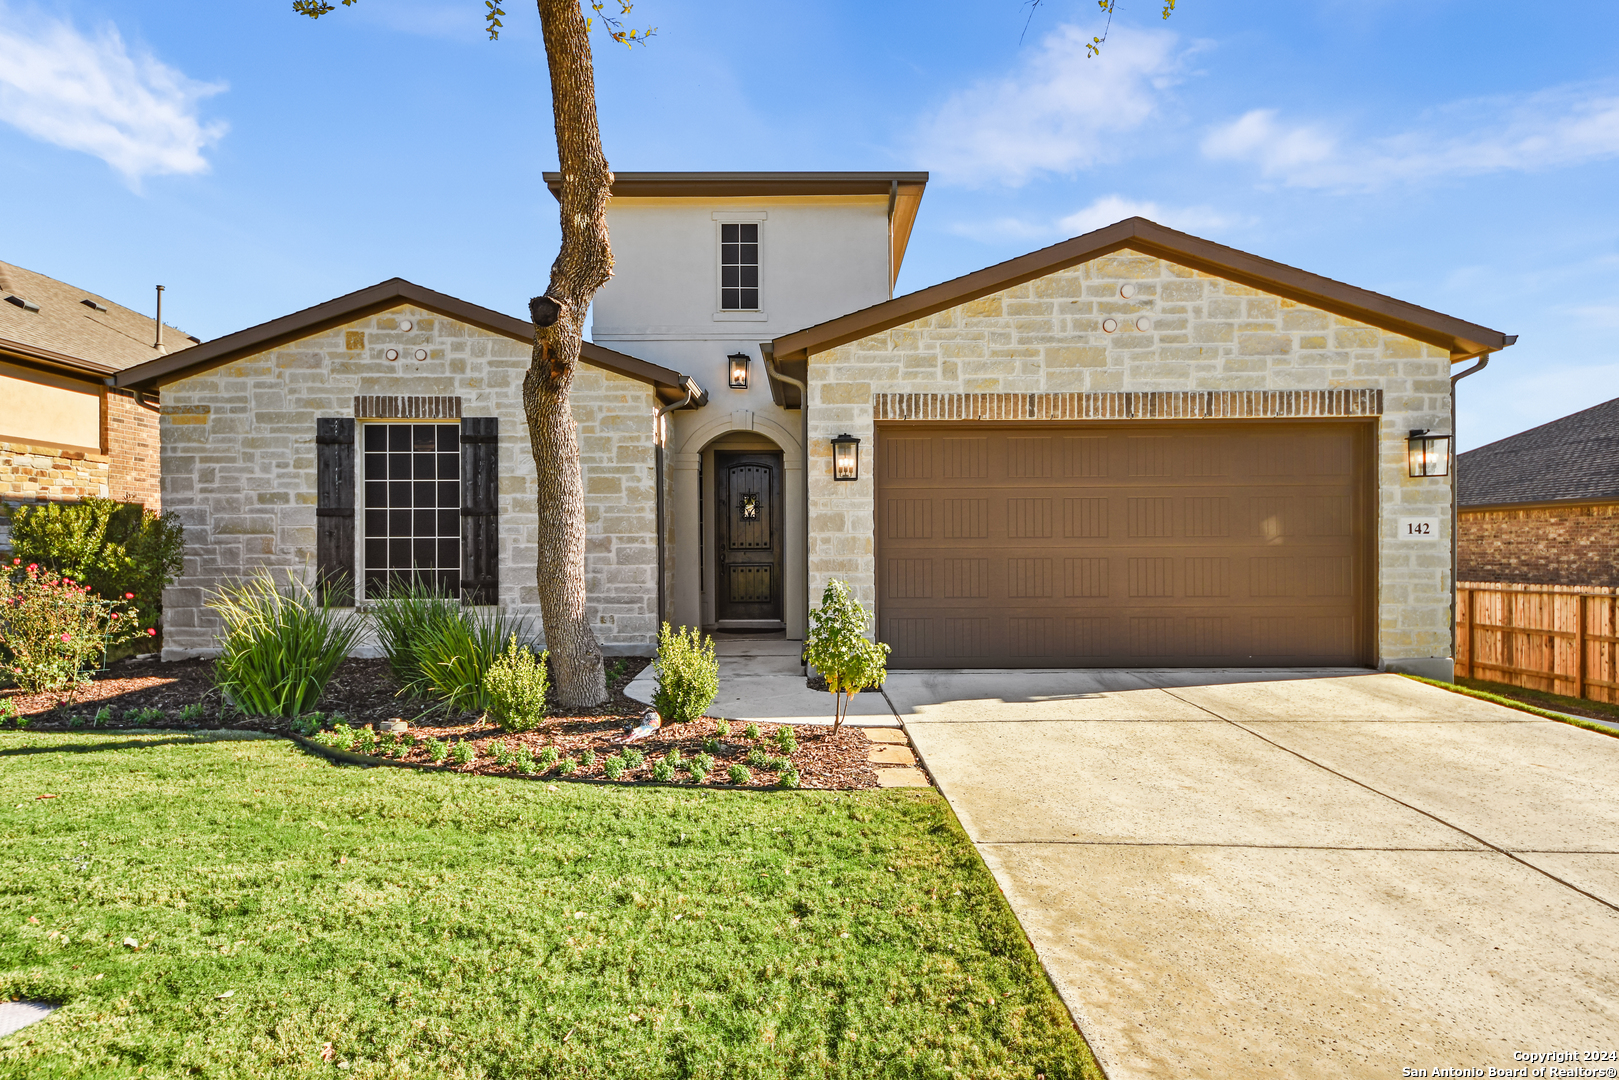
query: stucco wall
[
  {"left": 805, "top": 252, "right": 1457, "bottom": 668},
  {"left": 158, "top": 305, "right": 659, "bottom": 659}
]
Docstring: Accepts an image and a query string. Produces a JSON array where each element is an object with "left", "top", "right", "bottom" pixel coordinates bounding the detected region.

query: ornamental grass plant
[
  {"left": 208, "top": 571, "right": 361, "bottom": 718},
  {"left": 371, "top": 580, "right": 526, "bottom": 715},
  {"left": 651, "top": 622, "right": 719, "bottom": 724}
]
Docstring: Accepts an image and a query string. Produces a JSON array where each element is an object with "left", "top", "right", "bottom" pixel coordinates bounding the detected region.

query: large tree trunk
[{"left": 525, "top": 0, "right": 614, "bottom": 708}]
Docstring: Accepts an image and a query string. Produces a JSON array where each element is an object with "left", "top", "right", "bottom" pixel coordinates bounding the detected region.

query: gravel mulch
[{"left": 1, "top": 656, "right": 880, "bottom": 790}]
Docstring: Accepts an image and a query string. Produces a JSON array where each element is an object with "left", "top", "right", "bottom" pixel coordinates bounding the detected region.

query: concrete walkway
[
  {"left": 626, "top": 637, "right": 900, "bottom": 728},
  {"left": 888, "top": 669, "right": 1619, "bottom": 1080}
]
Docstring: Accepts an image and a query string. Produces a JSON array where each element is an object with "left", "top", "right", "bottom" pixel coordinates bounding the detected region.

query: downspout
[
  {"left": 763, "top": 343, "right": 809, "bottom": 644},
  {"left": 655, "top": 378, "right": 698, "bottom": 636},
  {"left": 1448, "top": 353, "right": 1492, "bottom": 674}
]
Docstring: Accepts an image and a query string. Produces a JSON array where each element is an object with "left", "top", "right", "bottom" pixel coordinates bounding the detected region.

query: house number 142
[{"left": 1398, "top": 517, "right": 1440, "bottom": 540}]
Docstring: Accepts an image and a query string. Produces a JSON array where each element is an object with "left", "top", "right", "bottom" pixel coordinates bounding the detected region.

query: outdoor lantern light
[
  {"left": 831, "top": 433, "right": 860, "bottom": 481},
  {"left": 1407, "top": 429, "right": 1452, "bottom": 477},
  {"left": 727, "top": 352, "right": 750, "bottom": 389}
]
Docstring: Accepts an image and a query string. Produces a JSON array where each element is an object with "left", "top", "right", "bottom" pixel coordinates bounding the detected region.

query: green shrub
[
  {"left": 688, "top": 752, "right": 713, "bottom": 783},
  {"left": 513, "top": 746, "right": 536, "bottom": 774},
  {"left": 482, "top": 635, "right": 549, "bottom": 731},
  {"left": 601, "top": 754, "right": 625, "bottom": 780},
  {"left": 426, "top": 737, "right": 449, "bottom": 763},
  {"left": 0, "top": 560, "right": 146, "bottom": 695},
  {"left": 774, "top": 726, "right": 797, "bottom": 755},
  {"left": 3, "top": 497, "right": 183, "bottom": 633},
  {"left": 92, "top": 705, "right": 113, "bottom": 726},
  {"left": 536, "top": 744, "right": 559, "bottom": 769},
  {"left": 727, "top": 763, "right": 751, "bottom": 785},
  {"left": 651, "top": 623, "right": 719, "bottom": 724},
  {"left": 621, "top": 748, "right": 645, "bottom": 770},
  {"left": 209, "top": 571, "right": 361, "bottom": 718},
  {"left": 0, "top": 699, "right": 22, "bottom": 728},
  {"left": 650, "top": 759, "right": 675, "bottom": 783},
  {"left": 803, "top": 579, "right": 891, "bottom": 735},
  {"left": 556, "top": 758, "right": 577, "bottom": 777},
  {"left": 579, "top": 747, "right": 596, "bottom": 769},
  {"left": 451, "top": 739, "right": 475, "bottom": 765},
  {"left": 779, "top": 764, "right": 801, "bottom": 789},
  {"left": 354, "top": 729, "right": 377, "bottom": 756},
  {"left": 131, "top": 706, "right": 164, "bottom": 724},
  {"left": 714, "top": 718, "right": 730, "bottom": 737},
  {"left": 703, "top": 736, "right": 721, "bottom": 754},
  {"left": 492, "top": 742, "right": 513, "bottom": 767},
  {"left": 178, "top": 703, "right": 205, "bottom": 723},
  {"left": 744, "top": 722, "right": 760, "bottom": 740}
]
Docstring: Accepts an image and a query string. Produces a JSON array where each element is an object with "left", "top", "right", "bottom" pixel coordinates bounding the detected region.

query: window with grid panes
[
  {"left": 362, "top": 423, "right": 460, "bottom": 597},
  {"left": 720, "top": 222, "right": 759, "bottom": 310}
]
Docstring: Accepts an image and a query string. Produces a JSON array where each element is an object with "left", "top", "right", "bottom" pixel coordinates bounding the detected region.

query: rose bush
[{"left": 0, "top": 559, "right": 146, "bottom": 697}]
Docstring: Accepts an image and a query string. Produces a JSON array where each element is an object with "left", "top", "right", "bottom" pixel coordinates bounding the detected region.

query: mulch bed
[{"left": 1, "top": 656, "right": 880, "bottom": 790}]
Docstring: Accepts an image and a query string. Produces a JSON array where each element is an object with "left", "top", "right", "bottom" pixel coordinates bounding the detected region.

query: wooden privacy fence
[{"left": 1456, "top": 582, "right": 1619, "bottom": 704}]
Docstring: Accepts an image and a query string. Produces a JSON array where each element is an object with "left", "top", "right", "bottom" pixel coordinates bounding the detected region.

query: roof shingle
[
  {"left": 0, "top": 259, "right": 195, "bottom": 375},
  {"left": 1458, "top": 396, "right": 1619, "bottom": 506}
]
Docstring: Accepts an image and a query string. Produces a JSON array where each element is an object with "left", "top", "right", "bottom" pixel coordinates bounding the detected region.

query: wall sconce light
[
  {"left": 831, "top": 433, "right": 860, "bottom": 481},
  {"left": 1407, "top": 429, "right": 1452, "bottom": 477},
  {"left": 728, "top": 352, "right": 750, "bottom": 389}
]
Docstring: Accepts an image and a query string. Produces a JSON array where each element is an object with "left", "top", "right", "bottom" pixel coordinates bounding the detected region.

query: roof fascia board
[
  {"left": 545, "top": 171, "right": 929, "bottom": 201},
  {"left": 772, "top": 218, "right": 1513, "bottom": 360},
  {"left": 1459, "top": 496, "right": 1619, "bottom": 513},
  {"left": 0, "top": 337, "right": 119, "bottom": 381},
  {"left": 113, "top": 279, "right": 701, "bottom": 402}
]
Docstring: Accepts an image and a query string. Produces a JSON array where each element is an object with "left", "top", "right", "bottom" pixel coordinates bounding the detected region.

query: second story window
[{"left": 720, "top": 223, "right": 759, "bottom": 310}]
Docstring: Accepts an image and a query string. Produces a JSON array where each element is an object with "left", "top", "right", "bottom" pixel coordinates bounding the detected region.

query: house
[
  {"left": 1457, "top": 396, "right": 1619, "bottom": 588},
  {"left": 1, "top": 260, "right": 194, "bottom": 523},
  {"left": 116, "top": 172, "right": 1516, "bottom": 679}
]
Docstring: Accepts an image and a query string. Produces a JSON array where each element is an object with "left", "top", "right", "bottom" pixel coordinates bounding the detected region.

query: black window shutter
[
  {"left": 315, "top": 417, "right": 356, "bottom": 606},
  {"left": 461, "top": 416, "right": 499, "bottom": 605}
]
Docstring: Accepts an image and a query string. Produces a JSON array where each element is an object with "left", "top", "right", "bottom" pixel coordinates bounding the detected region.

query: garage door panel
[{"left": 876, "top": 421, "right": 1373, "bottom": 668}]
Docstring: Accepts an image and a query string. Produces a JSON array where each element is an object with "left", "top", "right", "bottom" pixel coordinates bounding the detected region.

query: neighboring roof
[
  {"left": 543, "top": 170, "right": 929, "bottom": 291},
  {"left": 1458, "top": 396, "right": 1619, "bottom": 507},
  {"left": 0, "top": 259, "right": 196, "bottom": 381},
  {"left": 769, "top": 217, "right": 1518, "bottom": 368},
  {"left": 113, "top": 278, "right": 707, "bottom": 407}
]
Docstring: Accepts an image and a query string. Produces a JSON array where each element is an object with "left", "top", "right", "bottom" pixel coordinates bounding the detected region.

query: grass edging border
[
  {"left": 1399, "top": 674, "right": 1619, "bottom": 739},
  {"left": 285, "top": 731, "right": 812, "bottom": 791}
]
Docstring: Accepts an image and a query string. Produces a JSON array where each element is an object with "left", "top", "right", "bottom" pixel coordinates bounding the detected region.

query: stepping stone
[
  {"left": 874, "top": 767, "right": 929, "bottom": 788},
  {"left": 0, "top": 1001, "right": 55, "bottom": 1038},
  {"left": 865, "top": 728, "right": 910, "bottom": 744},
  {"left": 869, "top": 744, "right": 918, "bottom": 766}
]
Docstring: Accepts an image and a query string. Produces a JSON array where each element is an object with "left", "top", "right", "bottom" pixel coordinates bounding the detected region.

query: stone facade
[
  {"left": 158, "top": 305, "right": 660, "bottom": 659},
  {"left": 805, "top": 252, "right": 1457, "bottom": 669},
  {"left": 1459, "top": 502, "right": 1619, "bottom": 588}
]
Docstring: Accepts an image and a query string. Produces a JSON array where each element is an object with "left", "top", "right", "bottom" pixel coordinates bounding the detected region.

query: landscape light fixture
[
  {"left": 831, "top": 433, "right": 860, "bottom": 481},
  {"left": 1407, "top": 429, "right": 1452, "bottom": 477},
  {"left": 727, "top": 352, "right": 750, "bottom": 389}
]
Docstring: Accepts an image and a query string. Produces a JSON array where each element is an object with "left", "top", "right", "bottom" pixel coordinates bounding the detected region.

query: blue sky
[{"left": 2, "top": 0, "right": 1616, "bottom": 449}]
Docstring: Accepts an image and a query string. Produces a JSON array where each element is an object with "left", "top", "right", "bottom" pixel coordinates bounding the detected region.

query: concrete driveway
[{"left": 887, "top": 670, "right": 1619, "bottom": 1080}]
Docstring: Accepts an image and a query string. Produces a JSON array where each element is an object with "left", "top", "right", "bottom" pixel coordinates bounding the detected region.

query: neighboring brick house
[
  {"left": 1, "top": 259, "right": 195, "bottom": 527},
  {"left": 1458, "top": 396, "right": 1619, "bottom": 587},
  {"left": 118, "top": 175, "right": 1518, "bottom": 678}
]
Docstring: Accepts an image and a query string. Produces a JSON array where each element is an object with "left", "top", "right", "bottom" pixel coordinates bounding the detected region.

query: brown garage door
[{"left": 876, "top": 421, "right": 1374, "bottom": 668}]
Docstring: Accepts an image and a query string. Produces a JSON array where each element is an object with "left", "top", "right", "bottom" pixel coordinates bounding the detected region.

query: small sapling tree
[{"left": 802, "top": 580, "right": 890, "bottom": 736}]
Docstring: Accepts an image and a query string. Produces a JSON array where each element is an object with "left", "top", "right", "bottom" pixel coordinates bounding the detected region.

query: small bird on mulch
[{"left": 622, "top": 708, "right": 661, "bottom": 743}]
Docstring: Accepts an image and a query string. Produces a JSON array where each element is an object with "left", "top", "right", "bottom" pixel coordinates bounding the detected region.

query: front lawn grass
[{"left": 0, "top": 731, "right": 1100, "bottom": 1079}]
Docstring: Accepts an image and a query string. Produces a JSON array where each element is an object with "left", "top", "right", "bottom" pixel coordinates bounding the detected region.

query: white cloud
[
  {"left": 1056, "top": 194, "right": 1239, "bottom": 236},
  {"left": 1202, "top": 86, "right": 1619, "bottom": 191},
  {"left": 914, "top": 25, "right": 1184, "bottom": 187},
  {"left": 0, "top": 7, "right": 227, "bottom": 184},
  {"left": 951, "top": 194, "right": 1241, "bottom": 244}
]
